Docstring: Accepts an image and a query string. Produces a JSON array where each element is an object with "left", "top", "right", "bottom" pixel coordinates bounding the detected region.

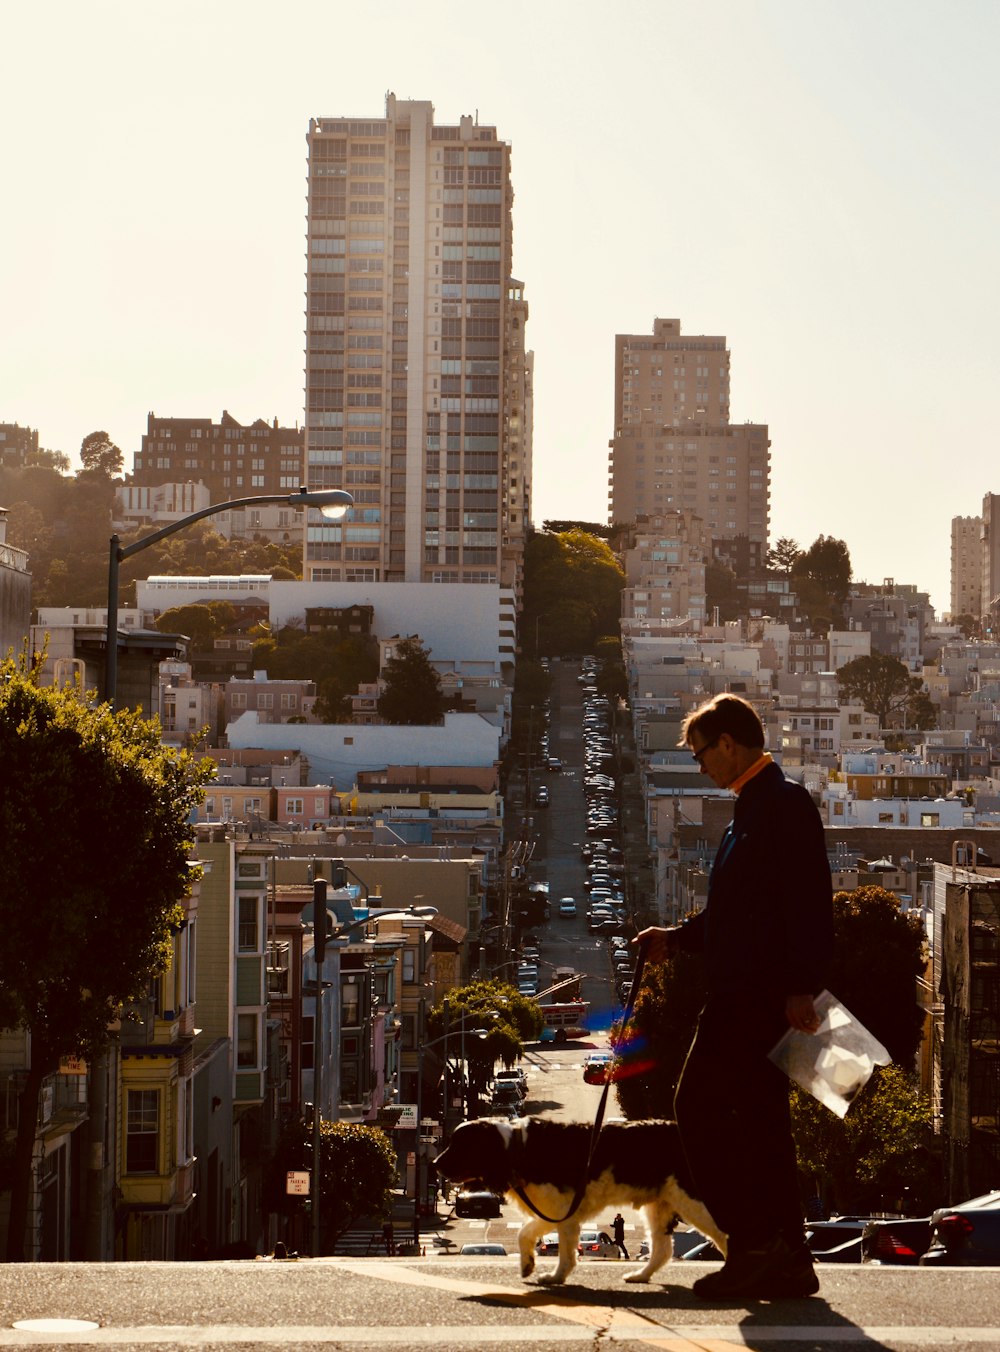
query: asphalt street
[{"left": 1, "top": 1257, "right": 998, "bottom": 1351}]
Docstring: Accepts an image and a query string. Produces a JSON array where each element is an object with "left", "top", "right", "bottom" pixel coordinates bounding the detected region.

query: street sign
[
  {"left": 395, "top": 1104, "right": 418, "bottom": 1129},
  {"left": 286, "top": 1171, "right": 310, "bottom": 1196}
]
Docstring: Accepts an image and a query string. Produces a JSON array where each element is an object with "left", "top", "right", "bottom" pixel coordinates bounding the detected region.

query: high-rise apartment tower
[
  {"left": 608, "top": 318, "right": 769, "bottom": 568},
  {"left": 303, "top": 96, "right": 532, "bottom": 593}
]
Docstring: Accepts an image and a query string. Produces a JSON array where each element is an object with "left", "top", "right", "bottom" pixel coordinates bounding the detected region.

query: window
[
  {"left": 342, "top": 980, "right": 360, "bottom": 1026},
  {"left": 286, "top": 798, "right": 304, "bottom": 816},
  {"left": 301, "top": 1015, "right": 314, "bottom": 1070},
  {"left": 920, "top": 812, "right": 940, "bottom": 828},
  {"left": 402, "top": 949, "right": 416, "bottom": 984},
  {"left": 237, "top": 1012, "right": 258, "bottom": 1068},
  {"left": 238, "top": 896, "right": 259, "bottom": 951},
  {"left": 126, "top": 1089, "right": 159, "bottom": 1173}
]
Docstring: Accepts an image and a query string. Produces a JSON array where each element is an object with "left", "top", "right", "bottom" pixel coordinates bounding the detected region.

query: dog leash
[{"left": 511, "top": 938, "right": 649, "bottom": 1225}]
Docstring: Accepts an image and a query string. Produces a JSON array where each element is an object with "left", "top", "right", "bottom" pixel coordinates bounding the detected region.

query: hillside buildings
[
  {"left": 302, "top": 95, "right": 532, "bottom": 595},
  {"left": 608, "top": 318, "right": 770, "bottom": 570}
]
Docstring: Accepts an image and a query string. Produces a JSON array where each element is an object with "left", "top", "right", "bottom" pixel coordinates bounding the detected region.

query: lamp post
[
  {"left": 303, "top": 885, "right": 436, "bottom": 1257},
  {"left": 413, "top": 1018, "right": 493, "bottom": 1246},
  {"left": 103, "top": 485, "right": 353, "bottom": 706}
]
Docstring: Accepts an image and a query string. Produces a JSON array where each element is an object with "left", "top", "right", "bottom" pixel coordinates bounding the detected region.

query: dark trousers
[{"left": 673, "top": 998, "right": 804, "bottom": 1252}]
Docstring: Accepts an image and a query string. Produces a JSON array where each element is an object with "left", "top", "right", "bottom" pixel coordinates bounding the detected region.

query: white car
[{"left": 558, "top": 897, "right": 577, "bottom": 918}]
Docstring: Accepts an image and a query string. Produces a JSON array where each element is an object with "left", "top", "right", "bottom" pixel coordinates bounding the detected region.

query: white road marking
[{"left": 2, "top": 1321, "right": 999, "bottom": 1347}]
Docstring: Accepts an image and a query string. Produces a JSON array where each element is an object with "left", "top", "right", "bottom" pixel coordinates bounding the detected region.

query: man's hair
[{"left": 680, "top": 693, "right": 765, "bottom": 751}]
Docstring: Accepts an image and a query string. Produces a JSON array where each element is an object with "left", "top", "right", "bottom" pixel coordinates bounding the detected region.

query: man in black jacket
[{"left": 637, "top": 694, "right": 833, "bottom": 1300}]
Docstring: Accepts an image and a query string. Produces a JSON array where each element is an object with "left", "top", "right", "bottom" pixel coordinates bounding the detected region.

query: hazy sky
[{"left": 2, "top": 0, "right": 997, "bottom": 615}]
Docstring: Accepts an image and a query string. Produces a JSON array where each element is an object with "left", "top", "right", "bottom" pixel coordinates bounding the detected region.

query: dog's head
[{"left": 434, "top": 1117, "right": 516, "bottom": 1195}]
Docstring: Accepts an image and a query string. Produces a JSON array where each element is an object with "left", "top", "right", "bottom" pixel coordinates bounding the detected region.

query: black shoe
[{"left": 692, "top": 1236, "right": 817, "bottom": 1301}]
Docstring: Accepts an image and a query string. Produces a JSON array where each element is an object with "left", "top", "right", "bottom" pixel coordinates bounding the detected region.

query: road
[{"left": 3, "top": 1259, "right": 999, "bottom": 1351}]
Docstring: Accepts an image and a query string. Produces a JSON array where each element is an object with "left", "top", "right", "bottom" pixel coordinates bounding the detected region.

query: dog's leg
[
  {"left": 517, "top": 1216, "right": 547, "bottom": 1280},
  {"left": 677, "top": 1194, "right": 727, "bottom": 1260},
  {"left": 537, "top": 1220, "right": 581, "bottom": 1286},
  {"left": 625, "top": 1201, "right": 674, "bottom": 1284}
]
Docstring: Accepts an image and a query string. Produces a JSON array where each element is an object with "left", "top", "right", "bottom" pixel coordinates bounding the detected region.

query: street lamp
[
  {"left": 103, "top": 485, "right": 353, "bottom": 706},
  {"left": 413, "top": 1017, "right": 494, "bottom": 1246},
  {"left": 303, "top": 883, "right": 436, "bottom": 1257}
]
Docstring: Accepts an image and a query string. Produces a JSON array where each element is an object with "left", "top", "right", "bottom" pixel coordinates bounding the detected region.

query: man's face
[{"left": 688, "top": 729, "right": 739, "bottom": 788}]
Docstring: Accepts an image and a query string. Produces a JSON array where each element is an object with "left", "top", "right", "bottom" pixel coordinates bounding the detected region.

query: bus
[{"left": 538, "top": 1000, "right": 590, "bottom": 1043}]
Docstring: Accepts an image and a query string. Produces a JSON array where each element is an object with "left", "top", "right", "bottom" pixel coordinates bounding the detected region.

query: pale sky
[{"left": 2, "top": 0, "right": 997, "bottom": 615}]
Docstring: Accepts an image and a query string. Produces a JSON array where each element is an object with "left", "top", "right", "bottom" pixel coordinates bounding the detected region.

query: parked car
[
  {"left": 459, "top": 1242, "right": 507, "bottom": 1255},
  {"left": 495, "top": 1067, "right": 528, "bottom": 1095},
  {"left": 862, "top": 1215, "right": 934, "bottom": 1265},
  {"left": 533, "top": 786, "right": 549, "bottom": 808},
  {"left": 583, "top": 1051, "right": 613, "bottom": 1085},
  {"left": 547, "top": 757, "right": 563, "bottom": 771},
  {"left": 454, "top": 1190, "right": 503, "bottom": 1219},
  {"left": 536, "top": 1232, "right": 580, "bottom": 1256},
  {"left": 579, "top": 1228, "right": 619, "bottom": 1258},
  {"left": 921, "top": 1190, "right": 1000, "bottom": 1266},
  {"left": 491, "top": 1082, "right": 524, "bottom": 1111},
  {"left": 558, "top": 897, "right": 577, "bottom": 918}
]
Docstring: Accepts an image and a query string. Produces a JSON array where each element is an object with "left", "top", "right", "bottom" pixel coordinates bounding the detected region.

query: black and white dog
[{"left": 435, "top": 1116, "right": 726, "bottom": 1286}]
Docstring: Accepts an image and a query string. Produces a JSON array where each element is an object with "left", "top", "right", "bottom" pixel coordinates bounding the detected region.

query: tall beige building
[
  {"left": 302, "top": 96, "right": 531, "bottom": 594},
  {"left": 621, "top": 509, "right": 710, "bottom": 625},
  {"left": 608, "top": 318, "right": 769, "bottom": 568},
  {"left": 950, "top": 514, "right": 982, "bottom": 621}
]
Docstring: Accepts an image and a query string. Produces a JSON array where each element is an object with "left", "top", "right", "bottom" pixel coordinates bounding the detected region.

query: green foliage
[
  {"left": 154, "top": 602, "right": 236, "bottom": 649},
  {"left": 0, "top": 654, "right": 213, "bottom": 1058},
  {"left": 705, "top": 562, "right": 742, "bottom": 623},
  {"left": 837, "top": 652, "right": 933, "bottom": 729},
  {"left": 265, "top": 1119, "right": 396, "bottom": 1250},
  {"left": 828, "top": 886, "right": 927, "bottom": 1066},
  {"left": 428, "top": 980, "right": 543, "bottom": 1109},
  {"left": 791, "top": 535, "right": 852, "bottom": 603},
  {"left": 767, "top": 537, "right": 802, "bottom": 573},
  {"left": 523, "top": 529, "right": 624, "bottom": 655},
  {"left": 0, "top": 655, "right": 213, "bottom": 1258},
  {"left": 791, "top": 1065, "right": 940, "bottom": 1214},
  {"left": 78, "top": 430, "right": 124, "bottom": 479},
  {"left": 611, "top": 949, "right": 706, "bottom": 1120},
  {"left": 377, "top": 636, "right": 445, "bottom": 726}
]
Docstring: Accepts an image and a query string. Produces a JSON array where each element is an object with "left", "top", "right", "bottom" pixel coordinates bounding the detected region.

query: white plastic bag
[{"left": 768, "top": 990, "right": 891, "bottom": 1118}]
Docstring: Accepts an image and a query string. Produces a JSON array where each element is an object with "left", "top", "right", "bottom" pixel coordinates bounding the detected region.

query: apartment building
[
  {"left": 302, "top": 95, "right": 532, "bottom": 594},
  {"left": 130, "top": 411, "right": 304, "bottom": 505},
  {"left": 0, "top": 421, "right": 39, "bottom": 468},
  {"left": 621, "top": 510, "right": 709, "bottom": 625},
  {"left": 982, "top": 494, "right": 1000, "bottom": 629},
  {"left": 950, "top": 514, "right": 983, "bottom": 622},
  {"left": 608, "top": 318, "right": 770, "bottom": 567}
]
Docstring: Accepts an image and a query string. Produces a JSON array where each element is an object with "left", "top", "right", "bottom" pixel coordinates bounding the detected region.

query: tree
[
  {"left": 78, "top": 430, "right": 124, "bottom": 479},
  {"left": 524, "top": 529, "right": 624, "bottom": 655},
  {"left": 154, "top": 602, "right": 233, "bottom": 650},
  {"left": 611, "top": 947, "right": 706, "bottom": 1121},
  {"left": 837, "top": 652, "right": 931, "bottom": 729},
  {"left": 427, "top": 979, "right": 543, "bottom": 1115},
  {"left": 792, "top": 535, "right": 852, "bottom": 604},
  {"left": 0, "top": 655, "right": 212, "bottom": 1260},
  {"left": 377, "top": 636, "right": 445, "bottom": 726},
  {"left": 791, "top": 1066, "right": 939, "bottom": 1215},
  {"left": 264, "top": 1119, "right": 396, "bottom": 1252},
  {"left": 826, "top": 886, "right": 927, "bottom": 1066},
  {"left": 705, "top": 562, "right": 742, "bottom": 623},
  {"left": 767, "top": 537, "right": 802, "bottom": 573}
]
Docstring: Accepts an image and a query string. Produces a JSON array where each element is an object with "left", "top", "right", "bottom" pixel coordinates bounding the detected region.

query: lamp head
[{"left": 288, "top": 486, "right": 354, "bottom": 520}]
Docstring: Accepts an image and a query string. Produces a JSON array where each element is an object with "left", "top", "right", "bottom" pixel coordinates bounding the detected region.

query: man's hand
[
  {"left": 633, "top": 925, "right": 682, "bottom": 963},
  {"left": 786, "top": 993, "right": 821, "bottom": 1033}
]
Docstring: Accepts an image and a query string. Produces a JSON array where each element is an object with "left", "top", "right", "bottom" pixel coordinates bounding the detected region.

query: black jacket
[{"left": 678, "top": 762, "right": 833, "bottom": 1000}]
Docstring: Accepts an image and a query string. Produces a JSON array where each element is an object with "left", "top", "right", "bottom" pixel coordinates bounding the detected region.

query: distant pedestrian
[
  {"left": 612, "top": 1213, "right": 629, "bottom": 1260},
  {"left": 383, "top": 1221, "right": 395, "bottom": 1256}
]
